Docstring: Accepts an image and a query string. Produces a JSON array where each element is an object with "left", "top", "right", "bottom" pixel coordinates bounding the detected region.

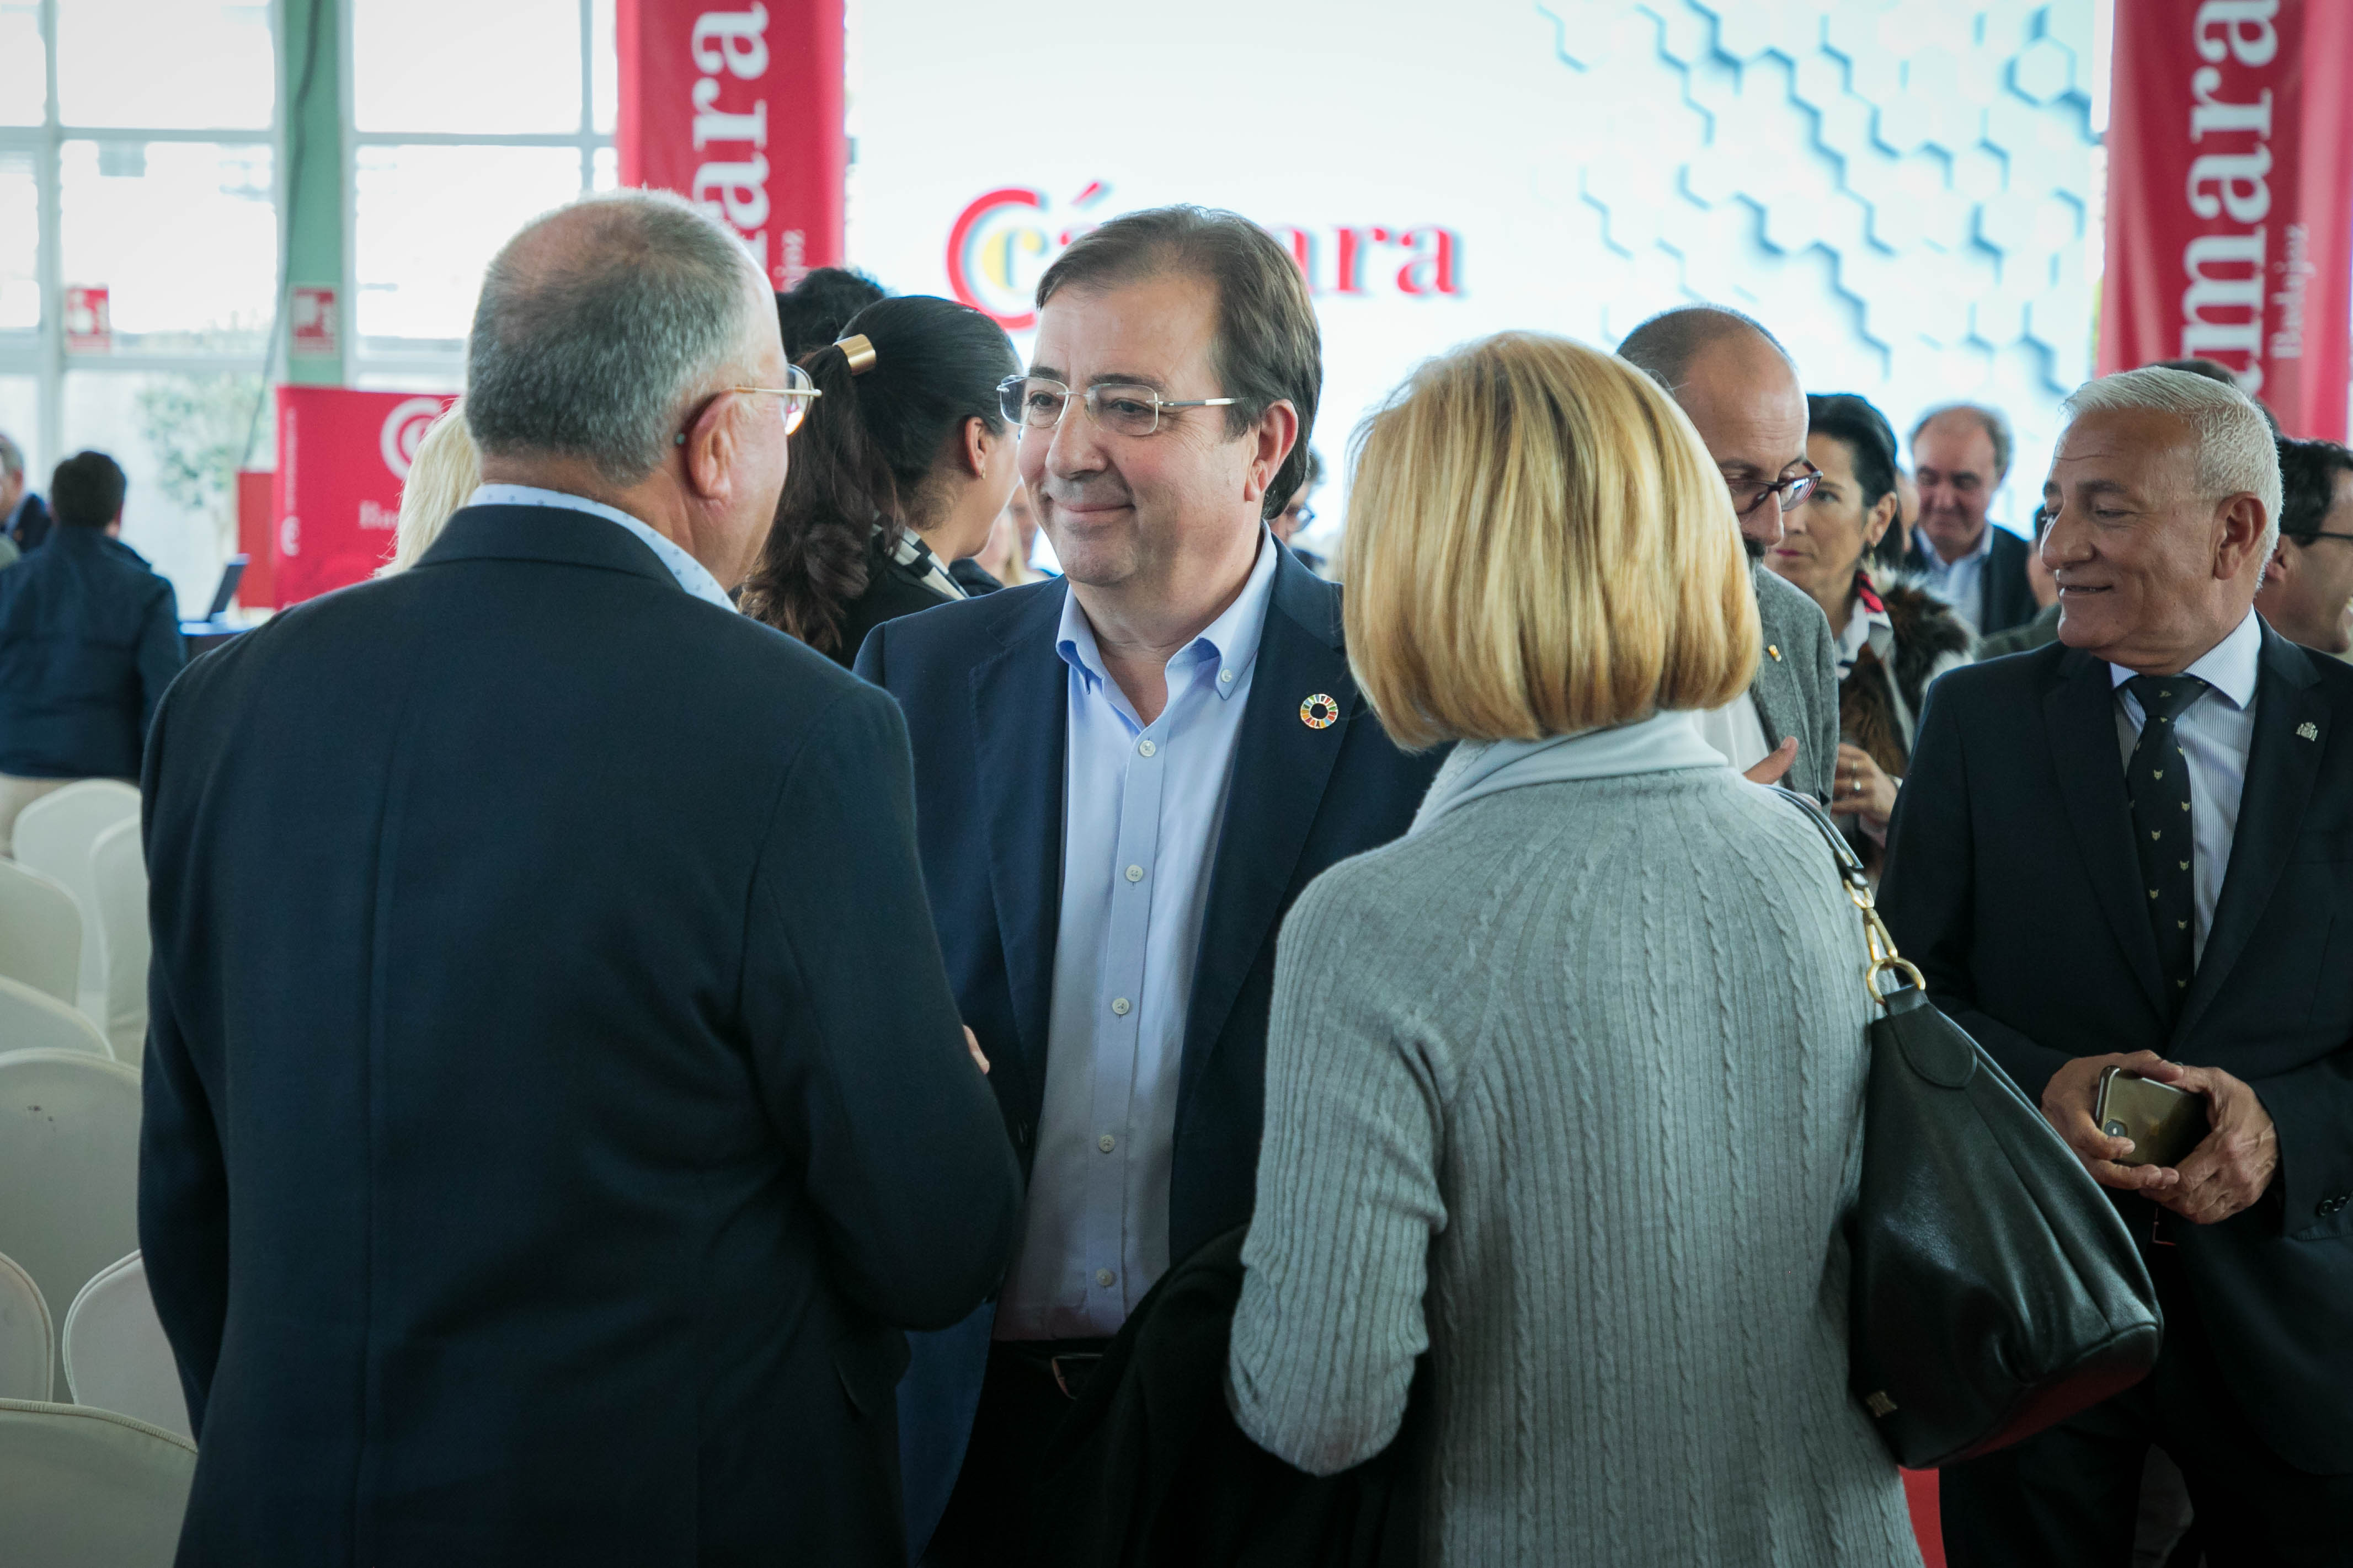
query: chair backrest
[
  {"left": 0, "top": 858, "right": 82, "bottom": 1005},
  {"left": 0, "top": 971, "right": 115, "bottom": 1059},
  {"left": 0, "top": 1398, "right": 196, "bottom": 1567},
  {"left": 62, "top": 1253, "right": 188, "bottom": 1440},
  {"left": 0, "top": 1048, "right": 142, "bottom": 1379},
  {"left": 0, "top": 1250, "right": 53, "bottom": 1402},
  {"left": 88, "top": 819, "right": 148, "bottom": 1063},
  {"left": 12, "top": 781, "right": 139, "bottom": 1008}
]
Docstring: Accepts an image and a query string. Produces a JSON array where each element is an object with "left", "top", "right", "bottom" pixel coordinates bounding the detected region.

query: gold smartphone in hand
[{"left": 2094, "top": 1068, "right": 2210, "bottom": 1168}]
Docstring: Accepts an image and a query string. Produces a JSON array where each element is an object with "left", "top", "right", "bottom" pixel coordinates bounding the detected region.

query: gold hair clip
[{"left": 835, "top": 334, "right": 877, "bottom": 375}]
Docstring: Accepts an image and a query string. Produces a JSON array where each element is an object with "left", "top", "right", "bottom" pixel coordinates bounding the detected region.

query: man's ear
[
  {"left": 2213, "top": 491, "right": 2267, "bottom": 581},
  {"left": 1240, "top": 400, "right": 1300, "bottom": 510},
  {"left": 679, "top": 392, "right": 740, "bottom": 506}
]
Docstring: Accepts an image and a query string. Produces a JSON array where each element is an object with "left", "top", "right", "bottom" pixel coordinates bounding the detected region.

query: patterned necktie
[{"left": 2123, "top": 673, "right": 2209, "bottom": 1005}]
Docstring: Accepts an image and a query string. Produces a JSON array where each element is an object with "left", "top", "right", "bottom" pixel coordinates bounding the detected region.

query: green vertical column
[{"left": 279, "top": 0, "right": 344, "bottom": 387}]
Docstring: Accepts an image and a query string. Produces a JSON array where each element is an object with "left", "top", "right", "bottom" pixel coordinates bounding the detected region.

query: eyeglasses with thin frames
[
  {"left": 677, "top": 365, "right": 823, "bottom": 446},
  {"left": 997, "top": 375, "right": 1236, "bottom": 438},
  {"left": 1735, "top": 463, "right": 1823, "bottom": 518}
]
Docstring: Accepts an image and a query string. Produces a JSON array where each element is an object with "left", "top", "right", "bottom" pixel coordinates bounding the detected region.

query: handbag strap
[{"left": 1769, "top": 786, "right": 1925, "bottom": 1008}]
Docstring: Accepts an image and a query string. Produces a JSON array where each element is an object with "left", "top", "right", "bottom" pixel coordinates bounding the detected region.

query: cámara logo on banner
[{"left": 946, "top": 182, "right": 1465, "bottom": 330}]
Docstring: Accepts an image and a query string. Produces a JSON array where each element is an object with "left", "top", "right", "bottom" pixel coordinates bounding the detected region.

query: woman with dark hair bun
[
  {"left": 1767, "top": 391, "right": 1975, "bottom": 868},
  {"left": 739, "top": 294, "right": 1022, "bottom": 664}
]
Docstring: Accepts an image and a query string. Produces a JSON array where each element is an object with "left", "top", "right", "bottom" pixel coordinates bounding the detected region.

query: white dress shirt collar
[
  {"left": 467, "top": 483, "right": 736, "bottom": 614},
  {"left": 2107, "top": 607, "right": 2262, "bottom": 710},
  {"left": 1053, "top": 529, "right": 1279, "bottom": 710}
]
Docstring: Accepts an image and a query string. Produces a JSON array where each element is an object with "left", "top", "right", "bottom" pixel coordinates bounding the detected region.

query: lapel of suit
[
  {"left": 2042, "top": 646, "right": 2169, "bottom": 1015},
  {"left": 1746, "top": 572, "right": 1796, "bottom": 746},
  {"left": 966, "top": 583, "right": 1071, "bottom": 1109},
  {"left": 1176, "top": 550, "right": 1356, "bottom": 1112},
  {"left": 2174, "top": 625, "right": 2326, "bottom": 1042}
]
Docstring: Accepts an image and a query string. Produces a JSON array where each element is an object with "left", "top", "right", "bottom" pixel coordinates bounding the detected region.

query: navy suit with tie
[
  {"left": 1881, "top": 622, "right": 2353, "bottom": 1562},
  {"left": 854, "top": 545, "right": 1443, "bottom": 1558}
]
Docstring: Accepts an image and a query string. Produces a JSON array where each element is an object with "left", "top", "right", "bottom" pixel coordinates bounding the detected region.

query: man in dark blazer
[
  {"left": 1616, "top": 304, "right": 1842, "bottom": 802},
  {"left": 0, "top": 429, "right": 51, "bottom": 552},
  {"left": 1906, "top": 402, "right": 2039, "bottom": 636},
  {"left": 856, "top": 207, "right": 1441, "bottom": 1566},
  {"left": 140, "top": 190, "right": 1021, "bottom": 1568},
  {"left": 0, "top": 449, "right": 182, "bottom": 854},
  {"left": 1881, "top": 366, "right": 2353, "bottom": 1566}
]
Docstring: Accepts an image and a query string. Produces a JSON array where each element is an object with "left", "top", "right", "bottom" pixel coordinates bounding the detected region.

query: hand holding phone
[{"left": 2094, "top": 1067, "right": 2211, "bottom": 1169}]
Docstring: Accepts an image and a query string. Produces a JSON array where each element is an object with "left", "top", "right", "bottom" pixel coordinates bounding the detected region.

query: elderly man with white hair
[
  {"left": 1881, "top": 366, "right": 2353, "bottom": 1565},
  {"left": 138, "top": 190, "right": 1021, "bottom": 1565}
]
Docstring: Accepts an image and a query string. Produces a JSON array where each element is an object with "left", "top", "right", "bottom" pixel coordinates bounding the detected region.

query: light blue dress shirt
[
  {"left": 1917, "top": 522, "right": 1995, "bottom": 631},
  {"left": 996, "top": 532, "right": 1280, "bottom": 1341},
  {"left": 2110, "top": 608, "right": 2261, "bottom": 964},
  {"left": 467, "top": 483, "right": 737, "bottom": 614}
]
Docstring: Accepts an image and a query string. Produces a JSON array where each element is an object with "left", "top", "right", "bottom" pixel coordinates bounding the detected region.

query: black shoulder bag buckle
[{"left": 1773, "top": 787, "right": 2163, "bottom": 1469}]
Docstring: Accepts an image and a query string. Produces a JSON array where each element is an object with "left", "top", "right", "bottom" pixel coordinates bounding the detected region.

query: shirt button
[
  {"left": 1098, "top": 1133, "right": 1116, "bottom": 1153},
  {"left": 1218, "top": 668, "right": 1234, "bottom": 684},
  {"left": 1125, "top": 864, "right": 1144, "bottom": 882},
  {"left": 1095, "top": 1268, "right": 1116, "bottom": 1288},
  {"left": 1137, "top": 739, "right": 1156, "bottom": 757},
  {"left": 1111, "top": 997, "right": 1132, "bottom": 1016}
]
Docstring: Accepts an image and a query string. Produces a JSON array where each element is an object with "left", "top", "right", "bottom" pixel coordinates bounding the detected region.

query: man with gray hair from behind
[
  {"left": 1882, "top": 365, "right": 2353, "bottom": 1565},
  {"left": 138, "top": 190, "right": 1021, "bottom": 1566}
]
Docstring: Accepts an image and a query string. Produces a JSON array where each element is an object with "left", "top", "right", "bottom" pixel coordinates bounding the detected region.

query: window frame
[{"left": 342, "top": 0, "right": 611, "bottom": 387}]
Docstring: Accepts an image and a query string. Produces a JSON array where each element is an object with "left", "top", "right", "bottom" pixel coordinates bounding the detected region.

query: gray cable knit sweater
[{"left": 1228, "top": 766, "right": 1921, "bottom": 1567}]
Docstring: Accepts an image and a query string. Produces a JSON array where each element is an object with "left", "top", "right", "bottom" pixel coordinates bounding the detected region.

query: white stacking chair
[
  {"left": 88, "top": 819, "right": 150, "bottom": 1063},
  {"left": 0, "top": 1398, "right": 196, "bottom": 1567},
  {"left": 0, "top": 857, "right": 82, "bottom": 1005},
  {"left": 12, "top": 780, "right": 139, "bottom": 1022},
  {"left": 0, "top": 972, "right": 114, "bottom": 1058},
  {"left": 0, "top": 1250, "right": 53, "bottom": 1401},
  {"left": 0, "top": 1048, "right": 142, "bottom": 1379},
  {"left": 63, "top": 1253, "right": 189, "bottom": 1441}
]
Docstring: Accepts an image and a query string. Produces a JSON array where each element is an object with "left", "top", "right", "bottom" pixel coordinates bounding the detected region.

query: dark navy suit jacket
[
  {"left": 0, "top": 523, "right": 183, "bottom": 777},
  {"left": 139, "top": 505, "right": 1023, "bottom": 1566},
  {"left": 853, "top": 547, "right": 1444, "bottom": 1554},
  {"left": 1908, "top": 524, "right": 2039, "bottom": 636},
  {"left": 1880, "top": 624, "right": 2353, "bottom": 1473}
]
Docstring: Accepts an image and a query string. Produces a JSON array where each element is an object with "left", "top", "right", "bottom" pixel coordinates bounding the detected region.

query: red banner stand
[
  {"left": 616, "top": 0, "right": 847, "bottom": 290},
  {"left": 2100, "top": 0, "right": 2353, "bottom": 440},
  {"left": 269, "top": 388, "right": 457, "bottom": 608}
]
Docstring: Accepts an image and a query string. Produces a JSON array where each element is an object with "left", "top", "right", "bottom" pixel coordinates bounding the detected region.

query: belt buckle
[{"left": 1049, "top": 1352, "right": 1103, "bottom": 1400}]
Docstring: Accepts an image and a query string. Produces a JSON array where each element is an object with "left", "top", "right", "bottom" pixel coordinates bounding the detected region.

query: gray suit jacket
[{"left": 1751, "top": 566, "right": 1839, "bottom": 802}]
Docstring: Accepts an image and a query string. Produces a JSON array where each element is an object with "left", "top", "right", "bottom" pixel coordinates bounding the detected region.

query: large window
[
  {"left": 0, "top": 1, "right": 616, "bottom": 613},
  {"left": 0, "top": 1, "right": 277, "bottom": 614},
  {"left": 348, "top": 0, "right": 613, "bottom": 390}
]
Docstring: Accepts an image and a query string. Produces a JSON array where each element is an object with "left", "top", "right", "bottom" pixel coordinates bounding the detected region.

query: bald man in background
[{"left": 1619, "top": 304, "right": 1840, "bottom": 804}]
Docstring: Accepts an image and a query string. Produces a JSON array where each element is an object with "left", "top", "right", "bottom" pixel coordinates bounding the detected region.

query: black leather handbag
[{"left": 1777, "top": 789, "right": 2163, "bottom": 1468}]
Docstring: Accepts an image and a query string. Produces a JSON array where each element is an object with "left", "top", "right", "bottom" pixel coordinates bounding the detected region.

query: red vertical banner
[
  {"left": 2100, "top": 0, "right": 2353, "bottom": 440},
  {"left": 615, "top": 0, "right": 847, "bottom": 291}
]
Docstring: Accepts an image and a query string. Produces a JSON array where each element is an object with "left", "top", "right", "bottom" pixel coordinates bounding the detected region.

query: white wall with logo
[{"left": 845, "top": 0, "right": 2104, "bottom": 546}]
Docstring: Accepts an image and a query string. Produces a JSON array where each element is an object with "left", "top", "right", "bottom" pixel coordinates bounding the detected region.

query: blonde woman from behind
[
  {"left": 381, "top": 401, "right": 479, "bottom": 575},
  {"left": 1226, "top": 333, "right": 1920, "bottom": 1567}
]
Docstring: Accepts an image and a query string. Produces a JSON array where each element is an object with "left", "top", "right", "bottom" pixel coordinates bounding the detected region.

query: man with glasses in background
[
  {"left": 1619, "top": 304, "right": 1843, "bottom": 803},
  {"left": 857, "top": 205, "right": 1440, "bottom": 1566},
  {"left": 2255, "top": 437, "right": 2353, "bottom": 658}
]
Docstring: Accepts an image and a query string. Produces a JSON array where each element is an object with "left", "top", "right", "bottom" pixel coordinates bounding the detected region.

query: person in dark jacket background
[
  {"left": 1, "top": 428, "right": 50, "bottom": 553},
  {"left": 0, "top": 448, "right": 182, "bottom": 854},
  {"left": 739, "top": 295, "right": 1022, "bottom": 666}
]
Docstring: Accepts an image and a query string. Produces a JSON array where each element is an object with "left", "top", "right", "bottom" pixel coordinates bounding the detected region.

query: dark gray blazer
[{"left": 1752, "top": 565, "right": 1840, "bottom": 802}]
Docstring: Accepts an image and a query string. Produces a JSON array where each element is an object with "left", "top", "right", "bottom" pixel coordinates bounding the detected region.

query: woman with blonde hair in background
[
  {"left": 1226, "top": 333, "right": 1918, "bottom": 1566},
  {"left": 381, "top": 400, "right": 479, "bottom": 575}
]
